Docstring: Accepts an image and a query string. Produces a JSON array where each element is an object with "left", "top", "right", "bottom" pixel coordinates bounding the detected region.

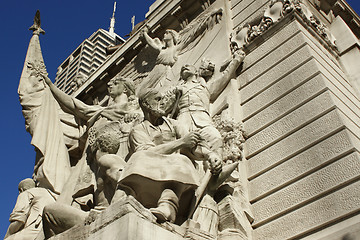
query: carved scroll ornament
[{"left": 230, "top": 0, "right": 337, "bottom": 53}]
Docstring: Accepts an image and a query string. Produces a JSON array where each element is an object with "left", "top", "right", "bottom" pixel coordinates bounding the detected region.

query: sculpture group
[{"left": 6, "top": 7, "right": 247, "bottom": 240}]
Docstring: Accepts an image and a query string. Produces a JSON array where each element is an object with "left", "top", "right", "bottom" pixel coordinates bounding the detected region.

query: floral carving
[
  {"left": 27, "top": 60, "right": 47, "bottom": 77},
  {"left": 230, "top": 0, "right": 336, "bottom": 53},
  {"left": 213, "top": 116, "right": 245, "bottom": 163}
]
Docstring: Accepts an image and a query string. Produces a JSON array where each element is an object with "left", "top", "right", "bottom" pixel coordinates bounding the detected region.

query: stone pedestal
[{"left": 50, "top": 196, "right": 215, "bottom": 240}]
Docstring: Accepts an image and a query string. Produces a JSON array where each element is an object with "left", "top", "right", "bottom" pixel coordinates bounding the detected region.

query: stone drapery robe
[{"left": 119, "top": 118, "right": 200, "bottom": 220}]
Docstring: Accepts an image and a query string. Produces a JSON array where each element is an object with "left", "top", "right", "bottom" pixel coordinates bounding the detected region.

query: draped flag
[{"left": 18, "top": 11, "right": 72, "bottom": 194}]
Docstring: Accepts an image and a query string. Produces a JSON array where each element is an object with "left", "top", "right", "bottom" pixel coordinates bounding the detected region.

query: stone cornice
[
  {"left": 321, "top": 0, "right": 360, "bottom": 38},
  {"left": 230, "top": 0, "right": 338, "bottom": 55}
]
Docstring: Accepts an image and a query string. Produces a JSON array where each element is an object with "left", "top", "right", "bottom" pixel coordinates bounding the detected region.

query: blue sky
[
  {"left": 0, "top": 0, "right": 359, "bottom": 238},
  {"left": 0, "top": 0, "right": 152, "bottom": 237}
]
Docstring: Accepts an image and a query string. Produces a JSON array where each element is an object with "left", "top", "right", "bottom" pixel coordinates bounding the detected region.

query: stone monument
[{"left": 6, "top": 0, "right": 360, "bottom": 239}]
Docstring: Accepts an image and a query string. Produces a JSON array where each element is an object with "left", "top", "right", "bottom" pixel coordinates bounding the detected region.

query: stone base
[{"left": 50, "top": 196, "right": 215, "bottom": 240}]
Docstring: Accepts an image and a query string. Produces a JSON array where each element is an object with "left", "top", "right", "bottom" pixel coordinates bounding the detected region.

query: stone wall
[{"left": 235, "top": 6, "right": 360, "bottom": 239}]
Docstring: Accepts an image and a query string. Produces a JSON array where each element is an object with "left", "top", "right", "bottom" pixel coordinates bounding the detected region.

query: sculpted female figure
[
  {"left": 42, "top": 75, "right": 141, "bottom": 207},
  {"left": 139, "top": 27, "right": 179, "bottom": 89},
  {"left": 139, "top": 8, "right": 223, "bottom": 90},
  {"left": 39, "top": 76, "right": 142, "bottom": 238}
]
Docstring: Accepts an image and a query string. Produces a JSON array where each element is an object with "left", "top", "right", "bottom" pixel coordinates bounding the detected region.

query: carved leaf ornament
[
  {"left": 230, "top": 0, "right": 336, "bottom": 52},
  {"left": 27, "top": 60, "right": 47, "bottom": 78}
]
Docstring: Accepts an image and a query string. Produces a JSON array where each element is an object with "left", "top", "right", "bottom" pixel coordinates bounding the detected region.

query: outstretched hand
[
  {"left": 212, "top": 8, "right": 223, "bottom": 23},
  {"left": 41, "top": 73, "right": 52, "bottom": 86},
  {"left": 140, "top": 24, "right": 149, "bottom": 38}
]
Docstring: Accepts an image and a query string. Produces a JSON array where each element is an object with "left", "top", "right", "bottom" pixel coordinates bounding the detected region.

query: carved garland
[
  {"left": 230, "top": 0, "right": 336, "bottom": 52},
  {"left": 213, "top": 115, "right": 246, "bottom": 164}
]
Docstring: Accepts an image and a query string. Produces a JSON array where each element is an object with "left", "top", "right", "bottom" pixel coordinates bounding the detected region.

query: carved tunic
[
  {"left": 8, "top": 188, "right": 56, "bottom": 240},
  {"left": 177, "top": 78, "right": 212, "bottom": 129},
  {"left": 176, "top": 78, "right": 222, "bottom": 156}
]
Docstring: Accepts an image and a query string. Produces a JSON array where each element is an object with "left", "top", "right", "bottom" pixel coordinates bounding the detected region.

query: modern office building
[{"left": 54, "top": 4, "right": 124, "bottom": 94}]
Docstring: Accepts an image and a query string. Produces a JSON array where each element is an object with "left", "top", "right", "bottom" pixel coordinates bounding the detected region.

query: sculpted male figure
[
  {"left": 175, "top": 50, "right": 245, "bottom": 174},
  {"left": 117, "top": 89, "right": 202, "bottom": 224},
  {"left": 5, "top": 179, "right": 56, "bottom": 240}
]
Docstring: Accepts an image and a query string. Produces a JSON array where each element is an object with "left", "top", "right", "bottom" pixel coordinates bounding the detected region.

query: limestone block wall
[
  {"left": 231, "top": 0, "right": 270, "bottom": 28},
  {"left": 236, "top": 14, "right": 360, "bottom": 240}
]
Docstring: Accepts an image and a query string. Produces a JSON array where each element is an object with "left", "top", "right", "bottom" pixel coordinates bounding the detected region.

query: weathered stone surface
[
  {"left": 238, "top": 18, "right": 353, "bottom": 104},
  {"left": 303, "top": 214, "right": 360, "bottom": 240},
  {"left": 330, "top": 16, "right": 360, "bottom": 53},
  {"left": 253, "top": 180, "right": 360, "bottom": 240},
  {"left": 88, "top": 213, "right": 184, "bottom": 240},
  {"left": 239, "top": 32, "right": 309, "bottom": 97},
  {"left": 252, "top": 152, "right": 360, "bottom": 225},
  {"left": 242, "top": 58, "right": 320, "bottom": 120},
  {"left": 308, "top": 45, "right": 356, "bottom": 95},
  {"left": 297, "top": 19, "right": 358, "bottom": 97},
  {"left": 239, "top": 20, "right": 301, "bottom": 73},
  {"left": 232, "top": 0, "right": 270, "bottom": 29},
  {"left": 330, "top": 16, "right": 360, "bottom": 95},
  {"left": 244, "top": 74, "right": 327, "bottom": 137},
  {"left": 313, "top": 51, "right": 360, "bottom": 109},
  {"left": 296, "top": 20, "right": 340, "bottom": 69},
  {"left": 247, "top": 109, "right": 348, "bottom": 178},
  {"left": 218, "top": 196, "right": 247, "bottom": 235},
  {"left": 245, "top": 88, "right": 360, "bottom": 159},
  {"left": 49, "top": 196, "right": 214, "bottom": 240},
  {"left": 246, "top": 91, "right": 336, "bottom": 156},
  {"left": 13, "top": 1, "right": 360, "bottom": 240},
  {"left": 249, "top": 129, "right": 360, "bottom": 201},
  {"left": 49, "top": 197, "right": 156, "bottom": 240},
  {"left": 240, "top": 44, "right": 313, "bottom": 105}
]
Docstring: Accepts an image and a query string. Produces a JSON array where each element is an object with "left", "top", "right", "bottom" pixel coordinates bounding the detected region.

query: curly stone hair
[{"left": 95, "top": 122, "right": 122, "bottom": 154}]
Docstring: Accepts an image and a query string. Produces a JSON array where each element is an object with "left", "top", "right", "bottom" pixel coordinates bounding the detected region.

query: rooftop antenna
[
  {"left": 109, "top": 2, "right": 116, "bottom": 36},
  {"left": 131, "top": 15, "right": 135, "bottom": 31}
]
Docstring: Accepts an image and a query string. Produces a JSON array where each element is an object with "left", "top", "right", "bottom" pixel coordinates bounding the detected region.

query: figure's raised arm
[
  {"left": 140, "top": 25, "right": 162, "bottom": 52},
  {"left": 42, "top": 75, "right": 77, "bottom": 111},
  {"left": 42, "top": 74, "right": 93, "bottom": 120},
  {"left": 208, "top": 50, "right": 245, "bottom": 102}
]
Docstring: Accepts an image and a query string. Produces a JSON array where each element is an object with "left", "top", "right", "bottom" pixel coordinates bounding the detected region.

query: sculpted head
[
  {"left": 18, "top": 178, "right": 35, "bottom": 193},
  {"left": 180, "top": 64, "right": 198, "bottom": 80},
  {"left": 163, "top": 29, "right": 179, "bottom": 46},
  {"left": 138, "top": 89, "right": 171, "bottom": 118},
  {"left": 95, "top": 122, "right": 122, "bottom": 154},
  {"left": 199, "top": 59, "right": 215, "bottom": 81},
  {"left": 107, "top": 76, "right": 135, "bottom": 98}
]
